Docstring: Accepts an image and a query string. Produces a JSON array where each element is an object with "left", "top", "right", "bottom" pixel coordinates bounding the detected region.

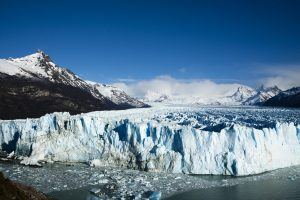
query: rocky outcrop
[{"left": 0, "top": 171, "right": 51, "bottom": 200}]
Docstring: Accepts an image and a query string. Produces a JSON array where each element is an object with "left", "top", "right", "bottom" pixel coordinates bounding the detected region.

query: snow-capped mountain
[
  {"left": 143, "top": 85, "right": 275, "bottom": 106},
  {"left": 142, "top": 91, "right": 171, "bottom": 103},
  {"left": 0, "top": 51, "right": 148, "bottom": 119},
  {"left": 142, "top": 93, "right": 220, "bottom": 105},
  {"left": 263, "top": 87, "right": 300, "bottom": 108},
  {"left": 86, "top": 81, "right": 147, "bottom": 108},
  {"left": 229, "top": 86, "right": 257, "bottom": 102},
  {"left": 244, "top": 85, "right": 282, "bottom": 105},
  {"left": 0, "top": 51, "right": 92, "bottom": 91}
]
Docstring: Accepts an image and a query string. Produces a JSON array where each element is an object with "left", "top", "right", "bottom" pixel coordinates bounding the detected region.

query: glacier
[{"left": 0, "top": 106, "right": 300, "bottom": 176}]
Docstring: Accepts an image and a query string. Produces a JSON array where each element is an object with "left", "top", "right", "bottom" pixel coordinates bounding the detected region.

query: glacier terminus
[{"left": 1, "top": 105, "right": 300, "bottom": 177}]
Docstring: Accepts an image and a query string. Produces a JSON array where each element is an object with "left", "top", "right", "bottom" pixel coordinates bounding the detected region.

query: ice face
[{"left": 0, "top": 106, "right": 300, "bottom": 176}]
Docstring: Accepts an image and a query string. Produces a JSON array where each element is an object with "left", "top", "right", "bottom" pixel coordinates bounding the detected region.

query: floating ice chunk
[
  {"left": 90, "top": 188, "right": 101, "bottom": 195},
  {"left": 89, "top": 159, "right": 103, "bottom": 167},
  {"left": 20, "top": 157, "right": 41, "bottom": 167},
  {"left": 7, "top": 151, "right": 14, "bottom": 158}
]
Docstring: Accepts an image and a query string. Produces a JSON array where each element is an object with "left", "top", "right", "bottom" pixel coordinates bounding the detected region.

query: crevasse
[{"left": 0, "top": 110, "right": 300, "bottom": 176}]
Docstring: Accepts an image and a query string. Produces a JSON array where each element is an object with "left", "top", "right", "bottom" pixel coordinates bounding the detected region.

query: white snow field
[{"left": 0, "top": 105, "right": 300, "bottom": 176}]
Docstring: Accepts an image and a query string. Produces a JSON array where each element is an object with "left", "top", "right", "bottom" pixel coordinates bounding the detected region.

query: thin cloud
[
  {"left": 178, "top": 67, "right": 187, "bottom": 73},
  {"left": 258, "top": 65, "right": 300, "bottom": 90},
  {"left": 115, "top": 78, "right": 136, "bottom": 83},
  {"left": 112, "top": 75, "right": 244, "bottom": 99}
]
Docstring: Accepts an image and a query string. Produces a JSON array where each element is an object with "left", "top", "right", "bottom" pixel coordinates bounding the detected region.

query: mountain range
[
  {"left": 0, "top": 51, "right": 299, "bottom": 120},
  {"left": 0, "top": 51, "right": 148, "bottom": 119},
  {"left": 142, "top": 84, "right": 300, "bottom": 107}
]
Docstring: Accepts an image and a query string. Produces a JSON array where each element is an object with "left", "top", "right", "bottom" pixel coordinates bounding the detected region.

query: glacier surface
[{"left": 0, "top": 106, "right": 300, "bottom": 176}]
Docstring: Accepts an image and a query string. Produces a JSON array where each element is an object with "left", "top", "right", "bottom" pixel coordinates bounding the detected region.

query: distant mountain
[
  {"left": 229, "top": 86, "right": 257, "bottom": 102},
  {"left": 141, "top": 86, "right": 256, "bottom": 106},
  {"left": 140, "top": 85, "right": 283, "bottom": 106},
  {"left": 142, "top": 91, "right": 170, "bottom": 103},
  {"left": 262, "top": 87, "right": 300, "bottom": 108},
  {"left": 0, "top": 51, "right": 148, "bottom": 119},
  {"left": 244, "top": 85, "right": 282, "bottom": 105}
]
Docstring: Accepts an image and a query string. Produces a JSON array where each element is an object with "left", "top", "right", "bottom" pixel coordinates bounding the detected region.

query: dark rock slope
[
  {"left": 0, "top": 171, "right": 51, "bottom": 200},
  {"left": 263, "top": 87, "right": 300, "bottom": 108},
  {"left": 0, "top": 74, "right": 121, "bottom": 120}
]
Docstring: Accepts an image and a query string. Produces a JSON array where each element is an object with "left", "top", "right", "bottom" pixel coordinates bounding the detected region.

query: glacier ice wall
[{"left": 1, "top": 108, "right": 300, "bottom": 176}]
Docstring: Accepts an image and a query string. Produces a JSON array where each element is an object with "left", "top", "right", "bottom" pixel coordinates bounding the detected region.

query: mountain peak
[
  {"left": 230, "top": 86, "right": 256, "bottom": 102},
  {"left": 0, "top": 51, "right": 79, "bottom": 86},
  {"left": 35, "top": 50, "right": 52, "bottom": 62},
  {"left": 12, "top": 50, "right": 53, "bottom": 64},
  {"left": 257, "top": 85, "right": 280, "bottom": 92},
  {"left": 243, "top": 85, "right": 282, "bottom": 105},
  {"left": 236, "top": 86, "right": 251, "bottom": 92},
  {"left": 36, "top": 49, "right": 44, "bottom": 54}
]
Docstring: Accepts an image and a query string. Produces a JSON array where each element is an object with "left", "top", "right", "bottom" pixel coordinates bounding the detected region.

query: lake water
[
  {"left": 1, "top": 161, "right": 300, "bottom": 200},
  {"left": 48, "top": 172, "right": 300, "bottom": 200},
  {"left": 166, "top": 177, "right": 300, "bottom": 200}
]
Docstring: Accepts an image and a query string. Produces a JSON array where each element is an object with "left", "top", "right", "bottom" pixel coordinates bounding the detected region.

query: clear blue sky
[{"left": 0, "top": 0, "right": 299, "bottom": 85}]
